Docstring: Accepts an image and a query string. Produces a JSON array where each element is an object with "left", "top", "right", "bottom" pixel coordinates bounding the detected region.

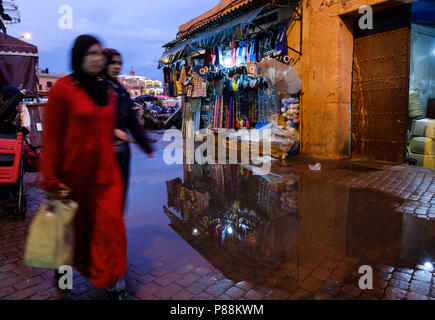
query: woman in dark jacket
[{"left": 103, "top": 48, "right": 154, "bottom": 202}]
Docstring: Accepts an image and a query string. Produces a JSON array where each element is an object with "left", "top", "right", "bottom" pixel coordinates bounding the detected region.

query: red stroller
[{"left": 0, "top": 91, "right": 27, "bottom": 220}]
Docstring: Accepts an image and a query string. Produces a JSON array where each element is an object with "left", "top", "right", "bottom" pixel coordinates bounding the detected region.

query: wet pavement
[{"left": 1, "top": 130, "right": 435, "bottom": 300}]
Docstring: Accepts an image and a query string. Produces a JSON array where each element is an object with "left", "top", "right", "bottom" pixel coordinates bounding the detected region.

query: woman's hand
[
  {"left": 114, "top": 129, "right": 129, "bottom": 141},
  {"left": 46, "top": 183, "right": 72, "bottom": 200}
]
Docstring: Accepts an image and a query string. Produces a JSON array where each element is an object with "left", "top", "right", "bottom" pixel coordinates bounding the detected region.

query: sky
[{"left": 7, "top": 0, "right": 220, "bottom": 81}]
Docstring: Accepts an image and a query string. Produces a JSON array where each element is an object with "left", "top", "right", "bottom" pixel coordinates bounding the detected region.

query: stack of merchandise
[
  {"left": 408, "top": 118, "right": 435, "bottom": 169},
  {"left": 280, "top": 97, "right": 300, "bottom": 129}
]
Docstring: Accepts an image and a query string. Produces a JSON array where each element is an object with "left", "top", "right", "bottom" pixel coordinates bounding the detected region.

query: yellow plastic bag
[{"left": 24, "top": 199, "right": 78, "bottom": 269}]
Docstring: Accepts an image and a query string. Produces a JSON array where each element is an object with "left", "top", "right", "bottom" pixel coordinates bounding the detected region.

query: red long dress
[{"left": 42, "top": 76, "right": 127, "bottom": 289}]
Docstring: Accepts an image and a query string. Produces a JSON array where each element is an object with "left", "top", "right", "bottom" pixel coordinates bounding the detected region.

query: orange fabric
[{"left": 42, "top": 76, "right": 126, "bottom": 289}]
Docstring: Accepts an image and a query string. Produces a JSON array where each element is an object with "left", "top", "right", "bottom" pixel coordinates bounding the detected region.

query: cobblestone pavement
[{"left": 1, "top": 132, "right": 434, "bottom": 300}]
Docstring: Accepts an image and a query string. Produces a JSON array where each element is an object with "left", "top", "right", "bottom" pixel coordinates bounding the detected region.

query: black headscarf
[
  {"left": 71, "top": 35, "right": 108, "bottom": 106},
  {"left": 103, "top": 48, "right": 121, "bottom": 81}
]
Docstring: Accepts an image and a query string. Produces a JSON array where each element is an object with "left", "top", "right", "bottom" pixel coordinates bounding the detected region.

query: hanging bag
[{"left": 24, "top": 198, "right": 78, "bottom": 269}]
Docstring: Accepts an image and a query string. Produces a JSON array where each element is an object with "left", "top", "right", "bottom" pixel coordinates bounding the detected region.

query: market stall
[
  {"left": 159, "top": 1, "right": 302, "bottom": 158},
  {"left": 0, "top": 34, "right": 38, "bottom": 97}
]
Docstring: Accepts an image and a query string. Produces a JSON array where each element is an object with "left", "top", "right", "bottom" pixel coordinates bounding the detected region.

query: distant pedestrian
[
  {"left": 42, "top": 35, "right": 127, "bottom": 299},
  {"left": 0, "top": 85, "right": 29, "bottom": 135},
  {"left": 103, "top": 48, "right": 154, "bottom": 203}
]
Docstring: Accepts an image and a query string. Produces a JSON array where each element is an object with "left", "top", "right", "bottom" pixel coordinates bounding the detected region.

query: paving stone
[
  {"left": 193, "top": 267, "right": 213, "bottom": 276},
  {"left": 409, "top": 280, "right": 431, "bottom": 295},
  {"left": 0, "top": 262, "right": 18, "bottom": 272},
  {"left": 186, "top": 283, "right": 206, "bottom": 295},
  {"left": 216, "top": 294, "right": 234, "bottom": 300},
  {"left": 392, "top": 271, "right": 412, "bottom": 282},
  {"left": 374, "top": 272, "right": 392, "bottom": 281},
  {"left": 314, "top": 292, "right": 334, "bottom": 300},
  {"left": 69, "top": 284, "right": 90, "bottom": 297},
  {"left": 175, "top": 273, "right": 201, "bottom": 288},
  {"left": 0, "top": 275, "right": 23, "bottom": 289},
  {"left": 150, "top": 267, "right": 170, "bottom": 278},
  {"left": 154, "top": 283, "right": 183, "bottom": 300},
  {"left": 385, "top": 286, "right": 407, "bottom": 300},
  {"left": 154, "top": 272, "right": 181, "bottom": 287},
  {"left": 301, "top": 277, "right": 324, "bottom": 293},
  {"left": 198, "top": 275, "right": 218, "bottom": 287},
  {"left": 245, "top": 289, "right": 265, "bottom": 300},
  {"left": 171, "top": 290, "right": 194, "bottom": 300},
  {"left": 3, "top": 288, "right": 36, "bottom": 300},
  {"left": 29, "top": 292, "right": 52, "bottom": 300},
  {"left": 194, "top": 292, "right": 214, "bottom": 300},
  {"left": 0, "top": 286, "right": 16, "bottom": 298},
  {"left": 390, "top": 279, "right": 410, "bottom": 291},
  {"left": 288, "top": 289, "right": 311, "bottom": 300},
  {"left": 13, "top": 276, "right": 44, "bottom": 290},
  {"left": 312, "top": 268, "right": 332, "bottom": 281},
  {"left": 235, "top": 281, "right": 254, "bottom": 291},
  {"left": 216, "top": 279, "right": 234, "bottom": 290},
  {"left": 358, "top": 293, "right": 379, "bottom": 300},
  {"left": 135, "top": 282, "right": 162, "bottom": 300},
  {"left": 225, "top": 287, "right": 245, "bottom": 300},
  {"left": 265, "top": 288, "right": 290, "bottom": 300},
  {"left": 406, "top": 292, "right": 429, "bottom": 300},
  {"left": 137, "top": 274, "right": 157, "bottom": 285},
  {"left": 373, "top": 279, "right": 388, "bottom": 289},
  {"left": 412, "top": 270, "right": 432, "bottom": 282},
  {"left": 18, "top": 268, "right": 46, "bottom": 280},
  {"left": 174, "top": 265, "right": 196, "bottom": 276},
  {"left": 205, "top": 284, "right": 226, "bottom": 297},
  {"left": 375, "top": 265, "right": 394, "bottom": 274}
]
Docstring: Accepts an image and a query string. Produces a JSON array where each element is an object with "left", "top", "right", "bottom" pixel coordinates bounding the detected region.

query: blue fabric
[
  {"left": 159, "top": 6, "right": 264, "bottom": 67},
  {"left": 412, "top": 0, "right": 435, "bottom": 26},
  {"left": 191, "top": 6, "right": 264, "bottom": 49}
]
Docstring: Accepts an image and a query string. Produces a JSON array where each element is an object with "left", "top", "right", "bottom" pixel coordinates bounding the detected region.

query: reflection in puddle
[
  {"left": 163, "top": 164, "right": 300, "bottom": 286},
  {"left": 163, "top": 163, "right": 435, "bottom": 287}
]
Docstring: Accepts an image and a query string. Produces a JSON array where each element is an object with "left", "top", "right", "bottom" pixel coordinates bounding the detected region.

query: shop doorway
[{"left": 350, "top": 5, "right": 411, "bottom": 163}]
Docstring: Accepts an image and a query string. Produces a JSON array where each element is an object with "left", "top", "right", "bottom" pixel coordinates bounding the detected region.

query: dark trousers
[{"left": 115, "top": 142, "right": 131, "bottom": 210}]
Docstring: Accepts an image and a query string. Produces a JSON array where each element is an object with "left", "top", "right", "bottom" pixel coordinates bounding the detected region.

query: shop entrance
[{"left": 350, "top": 5, "right": 411, "bottom": 163}]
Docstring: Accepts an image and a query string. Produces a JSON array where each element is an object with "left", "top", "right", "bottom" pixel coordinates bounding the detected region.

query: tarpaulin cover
[
  {"left": 0, "top": 34, "right": 38, "bottom": 96},
  {"left": 260, "top": 57, "right": 301, "bottom": 94},
  {"left": 159, "top": 6, "right": 264, "bottom": 67}
]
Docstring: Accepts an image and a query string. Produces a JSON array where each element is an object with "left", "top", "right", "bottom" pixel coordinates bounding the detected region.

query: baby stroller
[{"left": 0, "top": 90, "right": 27, "bottom": 220}]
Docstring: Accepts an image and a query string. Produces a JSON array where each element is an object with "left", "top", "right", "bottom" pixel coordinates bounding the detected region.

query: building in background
[
  {"left": 118, "top": 68, "right": 163, "bottom": 97},
  {"left": 36, "top": 69, "right": 65, "bottom": 95}
]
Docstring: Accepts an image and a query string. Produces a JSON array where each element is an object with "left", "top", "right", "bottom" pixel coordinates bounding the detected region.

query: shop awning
[
  {"left": 189, "top": 6, "right": 264, "bottom": 50},
  {"left": 158, "top": 39, "right": 194, "bottom": 68},
  {"left": 159, "top": 6, "right": 264, "bottom": 67}
]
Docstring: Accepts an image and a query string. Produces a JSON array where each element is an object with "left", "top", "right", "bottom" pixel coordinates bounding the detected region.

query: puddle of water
[{"left": 125, "top": 133, "right": 435, "bottom": 287}]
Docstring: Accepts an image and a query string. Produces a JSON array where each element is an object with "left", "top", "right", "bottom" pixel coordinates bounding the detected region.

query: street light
[{"left": 19, "top": 32, "right": 31, "bottom": 40}]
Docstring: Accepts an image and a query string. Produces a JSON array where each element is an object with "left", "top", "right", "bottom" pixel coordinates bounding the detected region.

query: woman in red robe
[{"left": 42, "top": 35, "right": 127, "bottom": 293}]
